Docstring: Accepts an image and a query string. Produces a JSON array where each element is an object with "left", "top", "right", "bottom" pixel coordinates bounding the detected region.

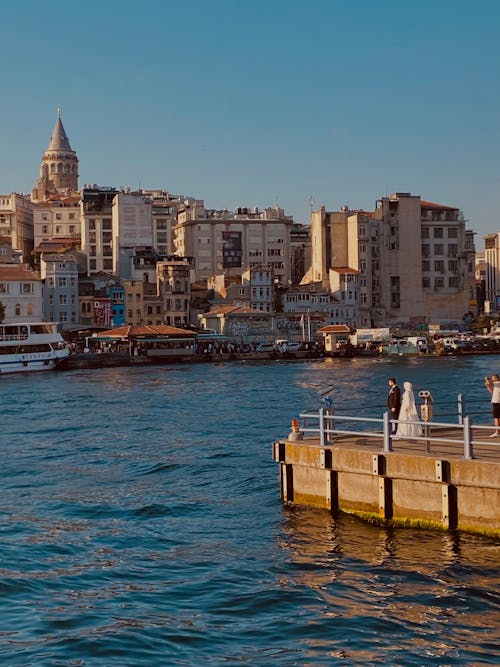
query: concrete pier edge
[{"left": 272, "top": 440, "right": 500, "bottom": 538}]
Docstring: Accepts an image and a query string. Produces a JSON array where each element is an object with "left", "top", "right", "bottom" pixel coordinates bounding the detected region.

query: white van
[{"left": 408, "top": 336, "right": 428, "bottom": 352}]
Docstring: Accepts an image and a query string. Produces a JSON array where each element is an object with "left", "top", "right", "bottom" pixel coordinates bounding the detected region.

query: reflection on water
[
  {"left": 0, "top": 359, "right": 498, "bottom": 665},
  {"left": 279, "top": 506, "right": 500, "bottom": 665}
]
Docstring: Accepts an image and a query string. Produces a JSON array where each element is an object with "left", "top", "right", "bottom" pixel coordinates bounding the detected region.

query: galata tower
[{"left": 32, "top": 109, "right": 79, "bottom": 202}]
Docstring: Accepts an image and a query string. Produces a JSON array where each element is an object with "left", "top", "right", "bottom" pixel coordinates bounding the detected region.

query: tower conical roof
[{"left": 47, "top": 116, "right": 73, "bottom": 152}]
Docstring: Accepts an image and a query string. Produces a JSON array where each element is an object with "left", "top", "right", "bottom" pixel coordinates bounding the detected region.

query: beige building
[
  {"left": 483, "top": 234, "right": 500, "bottom": 311},
  {"left": 33, "top": 194, "right": 81, "bottom": 250},
  {"left": 0, "top": 193, "right": 34, "bottom": 264},
  {"left": 0, "top": 264, "right": 42, "bottom": 322},
  {"left": 309, "top": 193, "right": 475, "bottom": 327},
  {"left": 174, "top": 203, "right": 293, "bottom": 285},
  {"left": 156, "top": 256, "right": 191, "bottom": 327}
]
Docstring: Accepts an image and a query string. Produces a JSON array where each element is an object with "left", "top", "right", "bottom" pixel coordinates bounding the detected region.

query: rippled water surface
[{"left": 1, "top": 356, "right": 499, "bottom": 666}]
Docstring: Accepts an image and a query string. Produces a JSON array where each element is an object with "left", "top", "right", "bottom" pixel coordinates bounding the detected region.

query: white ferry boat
[{"left": 0, "top": 322, "right": 69, "bottom": 375}]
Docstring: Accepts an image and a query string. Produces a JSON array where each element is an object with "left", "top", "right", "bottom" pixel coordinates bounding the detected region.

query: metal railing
[{"left": 298, "top": 407, "right": 500, "bottom": 460}]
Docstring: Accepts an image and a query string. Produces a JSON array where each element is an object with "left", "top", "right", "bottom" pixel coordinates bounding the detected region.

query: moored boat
[{"left": 0, "top": 322, "right": 69, "bottom": 375}]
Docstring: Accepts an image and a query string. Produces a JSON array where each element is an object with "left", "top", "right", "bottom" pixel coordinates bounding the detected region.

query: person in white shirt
[{"left": 484, "top": 374, "right": 500, "bottom": 437}]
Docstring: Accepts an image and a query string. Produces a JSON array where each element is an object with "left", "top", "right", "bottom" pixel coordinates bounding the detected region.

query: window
[
  {"left": 434, "top": 227, "right": 443, "bottom": 238},
  {"left": 58, "top": 277, "right": 67, "bottom": 288},
  {"left": 15, "top": 304, "right": 21, "bottom": 316},
  {"left": 0, "top": 283, "right": 8, "bottom": 294},
  {"left": 448, "top": 244, "right": 457, "bottom": 258},
  {"left": 422, "top": 277, "right": 431, "bottom": 288},
  {"left": 89, "top": 259, "right": 96, "bottom": 270},
  {"left": 69, "top": 225, "right": 75, "bottom": 234},
  {"left": 448, "top": 227, "right": 458, "bottom": 238},
  {"left": 448, "top": 260, "right": 458, "bottom": 272},
  {"left": 421, "top": 227, "right": 429, "bottom": 239},
  {"left": 422, "top": 244, "right": 430, "bottom": 258},
  {"left": 434, "top": 244, "right": 443, "bottom": 255},
  {"left": 60, "top": 311, "right": 67, "bottom": 322},
  {"left": 449, "top": 276, "right": 459, "bottom": 288},
  {"left": 42, "top": 225, "right": 48, "bottom": 234},
  {"left": 59, "top": 295, "right": 67, "bottom": 305},
  {"left": 422, "top": 260, "right": 430, "bottom": 272},
  {"left": 22, "top": 283, "right": 33, "bottom": 294},
  {"left": 434, "top": 277, "right": 444, "bottom": 288},
  {"left": 434, "top": 260, "right": 445, "bottom": 273}
]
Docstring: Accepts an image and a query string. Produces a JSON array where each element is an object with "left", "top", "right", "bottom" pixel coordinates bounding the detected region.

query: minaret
[{"left": 32, "top": 109, "right": 79, "bottom": 201}]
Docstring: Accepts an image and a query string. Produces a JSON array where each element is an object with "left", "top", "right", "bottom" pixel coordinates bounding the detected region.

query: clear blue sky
[{"left": 1, "top": 0, "right": 499, "bottom": 239}]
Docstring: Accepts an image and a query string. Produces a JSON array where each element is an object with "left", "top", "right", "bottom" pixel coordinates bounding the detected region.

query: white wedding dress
[{"left": 396, "top": 382, "right": 423, "bottom": 437}]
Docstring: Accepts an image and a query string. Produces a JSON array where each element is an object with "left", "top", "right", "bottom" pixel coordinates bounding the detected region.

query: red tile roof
[
  {"left": 420, "top": 200, "right": 458, "bottom": 211},
  {"left": 206, "top": 305, "right": 267, "bottom": 316},
  {"left": 317, "top": 324, "right": 354, "bottom": 334},
  {"left": 331, "top": 267, "right": 359, "bottom": 274},
  {"left": 0, "top": 265, "right": 41, "bottom": 281},
  {"left": 95, "top": 324, "right": 194, "bottom": 338}
]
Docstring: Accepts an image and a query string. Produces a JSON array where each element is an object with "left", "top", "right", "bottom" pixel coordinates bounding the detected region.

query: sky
[{"left": 1, "top": 0, "right": 499, "bottom": 239}]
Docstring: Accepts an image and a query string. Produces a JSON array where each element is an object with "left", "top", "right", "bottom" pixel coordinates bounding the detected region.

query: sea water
[{"left": 0, "top": 355, "right": 498, "bottom": 666}]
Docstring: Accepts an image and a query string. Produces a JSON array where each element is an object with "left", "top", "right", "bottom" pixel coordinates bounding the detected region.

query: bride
[{"left": 396, "top": 382, "right": 423, "bottom": 437}]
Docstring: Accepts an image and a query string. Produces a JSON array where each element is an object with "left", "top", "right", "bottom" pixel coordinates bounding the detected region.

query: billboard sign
[{"left": 222, "top": 231, "right": 242, "bottom": 269}]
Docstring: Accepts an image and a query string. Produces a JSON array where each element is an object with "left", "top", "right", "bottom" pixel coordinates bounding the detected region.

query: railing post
[
  {"left": 383, "top": 411, "right": 392, "bottom": 452},
  {"left": 463, "top": 415, "right": 473, "bottom": 460},
  {"left": 319, "top": 407, "right": 325, "bottom": 447},
  {"left": 458, "top": 393, "right": 465, "bottom": 425}
]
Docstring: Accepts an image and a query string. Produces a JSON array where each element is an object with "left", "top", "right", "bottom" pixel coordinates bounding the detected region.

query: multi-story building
[
  {"left": 156, "top": 256, "right": 192, "bottom": 327},
  {"left": 242, "top": 266, "right": 274, "bottom": 312},
  {"left": 290, "top": 223, "right": 311, "bottom": 284},
  {"left": 375, "top": 194, "right": 475, "bottom": 324},
  {"left": 81, "top": 187, "right": 118, "bottom": 276},
  {"left": 40, "top": 253, "right": 79, "bottom": 328},
  {"left": 112, "top": 192, "right": 153, "bottom": 278},
  {"left": 483, "top": 234, "right": 500, "bottom": 312},
  {"left": 0, "top": 193, "right": 34, "bottom": 264},
  {"left": 33, "top": 194, "right": 81, "bottom": 250},
  {"left": 32, "top": 111, "right": 79, "bottom": 202},
  {"left": 174, "top": 203, "right": 294, "bottom": 285},
  {"left": 309, "top": 193, "right": 475, "bottom": 327},
  {"left": 0, "top": 264, "right": 42, "bottom": 322}
]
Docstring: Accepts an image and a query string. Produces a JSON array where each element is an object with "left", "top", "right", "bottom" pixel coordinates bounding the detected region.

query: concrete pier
[{"left": 272, "top": 428, "right": 500, "bottom": 537}]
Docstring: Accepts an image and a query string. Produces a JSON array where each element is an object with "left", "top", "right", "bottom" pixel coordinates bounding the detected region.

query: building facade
[
  {"left": 309, "top": 193, "right": 475, "bottom": 327},
  {"left": 40, "top": 253, "right": 79, "bottom": 328},
  {"left": 0, "top": 264, "right": 42, "bottom": 322},
  {"left": 174, "top": 203, "right": 294, "bottom": 285},
  {"left": 0, "top": 193, "right": 34, "bottom": 264}
]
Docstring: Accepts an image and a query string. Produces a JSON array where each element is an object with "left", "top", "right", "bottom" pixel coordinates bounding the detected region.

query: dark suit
[{"left": 387, "top": 384, "right": 401, "bottom": 433}]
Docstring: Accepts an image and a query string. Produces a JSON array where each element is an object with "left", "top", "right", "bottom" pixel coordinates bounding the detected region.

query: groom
[{"left": 387, "top": 377, "right": 401, "bottom": 434}]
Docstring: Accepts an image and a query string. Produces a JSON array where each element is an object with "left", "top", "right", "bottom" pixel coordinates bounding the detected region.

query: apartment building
[
  {"left": 40, "top": 253, "right": 79, "bottom": 328},
  {"left": 81, "top": 187, "right": 117, "bottom": 276},
  {"left": 0, "top": 193, "right": 34, "bottom": 264},
  {"left": 0, "top": 264, "right": 42, "bottom": 322},
  {"left": 309, "top": 193, "right": 475, "bottom": 327},
  {"left": 174, "top": 203, "right": 293, "bottom": 284},
  {"left": 483, "top": 234, "right": 500, "bottom": 311},
  {"left": 156, "top": 256, "right": 192, "bottom": 327},
  {"left": 33, "top": 194, "right": 81, "bottom": 250}
]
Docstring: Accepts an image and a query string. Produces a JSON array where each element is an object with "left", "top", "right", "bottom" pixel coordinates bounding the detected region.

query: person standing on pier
[
  {"left": 387, "top": 377, "right": 401, "bottom": 434},
  {"left": 396, "top": 382, "right": 423, "bottom": 437},
  {"left": 484, "top": 374, "right": 500, "bottom": 437}
]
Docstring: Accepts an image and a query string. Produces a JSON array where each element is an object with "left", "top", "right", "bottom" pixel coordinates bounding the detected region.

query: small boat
[{"left": 0, "top": 322, "right": 69, "bottom": 375}]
